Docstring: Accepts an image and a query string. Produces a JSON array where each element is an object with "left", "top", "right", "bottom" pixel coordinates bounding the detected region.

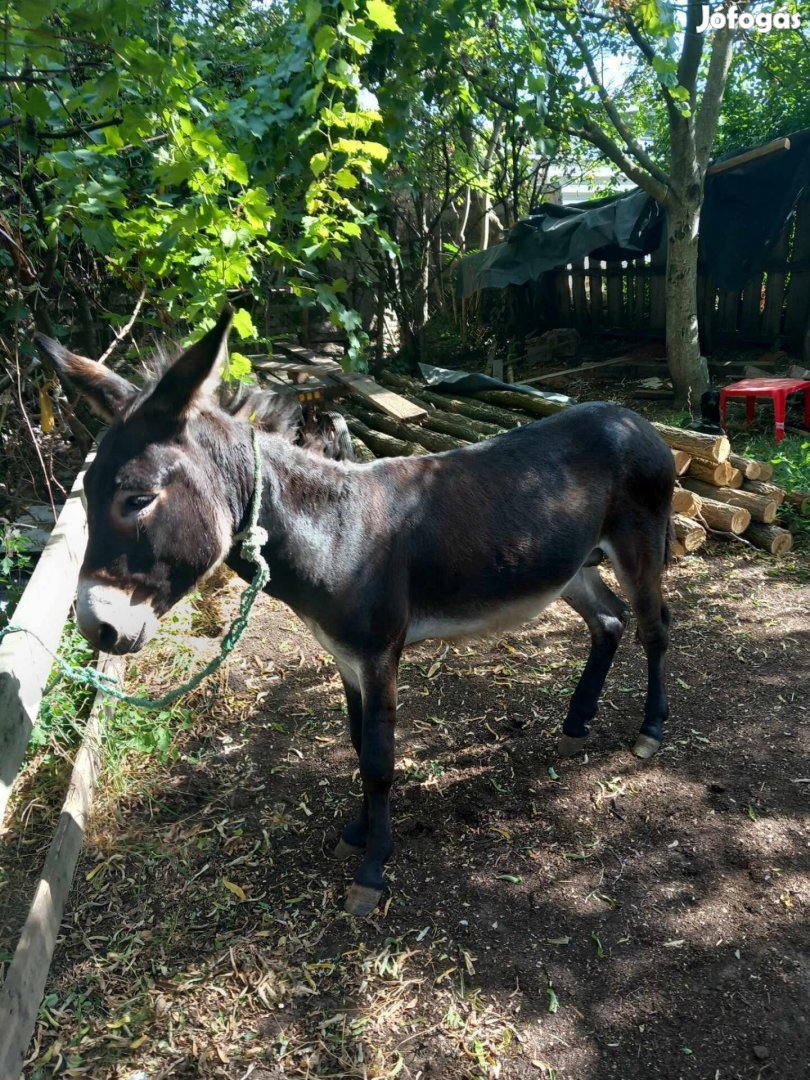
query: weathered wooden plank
[
  {"left": 553, "top": 267, "right": 573, "bottom": 326},
  {"left": 0, "top": 454, "right": 92, "bottom": 830},
  {"left": 707, "top": 136, "right": 791, "bottom": 176},
  {"left": 571, "top": 259, "right": 588, "bottom": 329},
  {"left": 605, "top": 261, "right": 623, "bottom": 326},
  {"left": 633, "top": 257, "right": 648, "bottom": 327},
  {"left": 0, "top": 653, "right": 123, "bottom": 1080},
  {"left": 761, "top": 221, "right": 791, "bottom": 339},
  {"left": 649, "top": 244, "right": 667, "bottom": 332},
  {"left": 718, "top": 289, "right": 741, "bottom": 334},
  {"left": 522, "top": 355, "right": 635, "bottom": 385},
  {"left": 785, "top": 191, "right": 810, "bottom": 338},
  {"left": 739, "top": 276, "right": 763, "bottom": 336},
  {"left": 588, "top": 258, "right": 604, "bottom": 327}
]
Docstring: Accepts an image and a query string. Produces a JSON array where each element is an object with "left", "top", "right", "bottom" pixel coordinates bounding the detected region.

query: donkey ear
[
  {"left": 143, "top": 305, "right": 234, "bottom": 419},
  {"left": 34, "top": 334, "right": 137, "bottom": 421}
]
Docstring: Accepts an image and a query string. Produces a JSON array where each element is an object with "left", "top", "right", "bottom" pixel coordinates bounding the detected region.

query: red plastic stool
[{"left": 719, "top": 377, "right": 810, "bottom": 443}]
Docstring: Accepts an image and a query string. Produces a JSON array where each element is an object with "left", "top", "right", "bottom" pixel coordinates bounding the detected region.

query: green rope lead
[{"left": 1, "top": 427, "right": 269, "bottom": 711}]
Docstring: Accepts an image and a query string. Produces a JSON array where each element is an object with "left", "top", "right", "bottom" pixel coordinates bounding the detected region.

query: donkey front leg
[
  {"left": 344, "top": 656, "right": 399, "bottom": 917},
  {"left": 334, "top": 671, "right": 368, "bottom": 860}
]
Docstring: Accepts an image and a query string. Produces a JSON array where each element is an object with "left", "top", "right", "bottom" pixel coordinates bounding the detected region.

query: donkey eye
[{"left": 124, "top": 493, "right": 157, "bottom": 514}]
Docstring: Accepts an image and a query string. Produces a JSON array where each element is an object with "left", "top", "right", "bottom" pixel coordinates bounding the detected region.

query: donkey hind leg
[
  {"left": 344, "top": 655, "right": 400, "bottom": 917},
  {"left": 333, "top": 671, "right": 367, "bottom": 861},
  {"left": 558, "top": 566, "right": 630, "bottom": 757},
  {"left": 602, "top": 531, "right": 671, "bottom": 760}
]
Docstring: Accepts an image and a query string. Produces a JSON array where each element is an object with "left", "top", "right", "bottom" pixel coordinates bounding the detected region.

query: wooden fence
[
  {"left": 0, "top": 454, "right": 121, "bottom": 1080},
  {"left": 545, "top": 188, "right": 810, "bottom": 348}
]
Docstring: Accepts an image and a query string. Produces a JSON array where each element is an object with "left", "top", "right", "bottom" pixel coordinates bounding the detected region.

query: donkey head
[{"left": 35, "top": 307, "right": 245, "bottom": 654}]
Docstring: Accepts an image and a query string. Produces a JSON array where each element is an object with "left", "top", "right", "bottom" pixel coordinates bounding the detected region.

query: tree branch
[
  {"left": 566, "top": 20, "right": 670, "bottom": 186},
  {"left": 695, "top": 23, "right": 739, "bottom": 165},
  {"left": 678, "top": 0, "right": 705, "bottom": 99}
]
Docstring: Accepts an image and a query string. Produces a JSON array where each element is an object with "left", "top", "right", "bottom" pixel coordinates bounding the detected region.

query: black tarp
[{"left": 457, "top": 129, "right": 810, "bottom": 299}]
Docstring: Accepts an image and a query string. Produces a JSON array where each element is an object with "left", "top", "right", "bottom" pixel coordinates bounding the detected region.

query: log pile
[
  {"left": 335, "top": 375, "right": 808, "bottom": 562},
  {"left": 650, "top": 425, "right": 801, "bottom": 558}
]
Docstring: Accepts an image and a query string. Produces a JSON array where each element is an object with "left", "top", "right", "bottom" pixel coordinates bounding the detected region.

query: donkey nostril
[{"left": 97, "top": 622, "right": 119, "bottom": 652}]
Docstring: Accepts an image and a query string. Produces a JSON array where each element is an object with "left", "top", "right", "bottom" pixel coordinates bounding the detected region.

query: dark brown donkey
[{"left": 36, "top": 307, "right": 675, "bottom": 916}]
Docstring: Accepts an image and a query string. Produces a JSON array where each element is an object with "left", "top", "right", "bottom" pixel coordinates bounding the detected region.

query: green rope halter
[{"left": 1, "top": 426, "right": 269, "bottom": 711}]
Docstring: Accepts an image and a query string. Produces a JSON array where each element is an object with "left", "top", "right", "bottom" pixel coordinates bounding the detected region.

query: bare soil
[{"left": 9, "top": 541, "right": 807, "bottom": 1080}]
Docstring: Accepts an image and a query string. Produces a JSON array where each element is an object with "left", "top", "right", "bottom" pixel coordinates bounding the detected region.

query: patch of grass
[
  {"left": 739, "top": 432, "right": 810, "bottom": 552},
  {"left": 29, "top": 622, "right": 96, "bottom": 760}
]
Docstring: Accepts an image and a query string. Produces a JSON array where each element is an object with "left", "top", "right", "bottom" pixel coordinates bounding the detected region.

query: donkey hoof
[
  {"left": 344, "top": 883, "right": 383, "bottom": 917},
  {"left": 632, "top": 734, "right": 661, "bottom": 760},
  {"left": 333, "top": 838, "right": 365, "bottom": 861},
  {"left": 557, "top": 734, "right": 590, "bottom": 758}
]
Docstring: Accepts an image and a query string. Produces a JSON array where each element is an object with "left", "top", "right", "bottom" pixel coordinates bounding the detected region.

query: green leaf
[
  {"left": 366, "top": 0, "right": 400, "bottom": 32},
  {"left": 334, "top": 168, "right": 359, "bottom": 189},
  {"left": 310, "top": 151, "right": 330, "bottom": 177},
  {"left": 224, "top": 351, "right": 253, "bottom": 382},
  {"left": 547, "top": 985, "right": 559, "bottom": 1014},
  {"left": 314, "top": 24, "right": 337, "bottom": 55},
  {"left": 231, "top": 308, "right": 257, "bottom": 340},
  {"left": 495, "top": 874, "right": 523, "bottom": 884},
  {"left": 223, "top": 153, "right": 248, "bottom": 184}
]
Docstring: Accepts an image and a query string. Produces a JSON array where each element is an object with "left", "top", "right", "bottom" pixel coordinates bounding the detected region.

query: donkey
[{"left": 36, "top": 306, "right": 674, "bottom": 916}]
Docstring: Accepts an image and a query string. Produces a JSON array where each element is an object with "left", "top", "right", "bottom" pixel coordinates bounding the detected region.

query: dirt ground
[{"left": 7, "top": 538, "right": 806, "bottom": 1080}]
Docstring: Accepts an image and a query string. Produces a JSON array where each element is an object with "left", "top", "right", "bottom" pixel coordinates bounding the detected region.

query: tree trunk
[{"left": 666, "top": 198, "right": 709, "bottom": 409}]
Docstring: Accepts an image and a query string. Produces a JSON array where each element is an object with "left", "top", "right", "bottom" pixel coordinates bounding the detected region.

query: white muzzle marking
[{"left": 76, "top": 579, "right": 160, "bottom": 654}]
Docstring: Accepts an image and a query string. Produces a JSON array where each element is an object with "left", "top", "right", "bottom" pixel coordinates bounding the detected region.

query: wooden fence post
[{"left": 0, "top": 453, "right": 93, "bottom": 829}]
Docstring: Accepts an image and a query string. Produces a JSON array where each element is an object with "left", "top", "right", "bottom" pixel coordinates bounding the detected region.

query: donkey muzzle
[{"left": 76, "top": 579, "right": 159, "bottom": 654}]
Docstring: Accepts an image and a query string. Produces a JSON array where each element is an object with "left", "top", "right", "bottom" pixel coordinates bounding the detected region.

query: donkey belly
[{"left": 406, "top": 587, "right": 563, "bottom": 646}]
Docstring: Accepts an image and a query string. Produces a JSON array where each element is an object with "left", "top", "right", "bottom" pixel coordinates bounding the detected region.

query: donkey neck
[{"left": 227, "top": 425, "right": 366, "bottom": 606}]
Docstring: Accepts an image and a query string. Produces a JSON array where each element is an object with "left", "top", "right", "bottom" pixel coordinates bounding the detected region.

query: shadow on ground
[{"left": 21, "top": 549, "right": 810, "bottom": 1079}]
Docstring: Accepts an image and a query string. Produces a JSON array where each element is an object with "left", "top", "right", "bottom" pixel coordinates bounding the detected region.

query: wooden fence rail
[
  {"left": 544, "top": 189, "right": 810, "bottom": 349},
  {"left": 0, "top": 452, "right": 118, "bottom": 1080}
]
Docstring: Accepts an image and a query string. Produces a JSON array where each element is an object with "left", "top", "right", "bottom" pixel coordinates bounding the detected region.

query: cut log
[
  {"left": 467, "top": 389, "right": 567, "bottom": 418},
  {"left": 652, "top": 423, "right": 731, "bottom": 463},
  {"left": 728, "top": 453, "right": 762, "bottom": 480},
  {"left": 344, "top": 415, "right": 423, "bottom": 458},
  {"left": 696, "top": 496, "right": 751, "bottom": 534},
  {"left": 671, "top": 539, "right": 688, "bottom": 560},
  {"left": 349, "top": 404, "right": 466, "bottom": 453},
  {"left": 421, "top": 411, "right": 490, "bottom": 442},
  {"left": 673, "top": 514, "right": 707, "bottom": 552},
  {"left": 744, "top": 522, "right": 793, "bottom": 555},
  {"left": 672, "top": 488, "right": 702, "bottom": 516},
  {"left": 379, "top": 372, "right": 522, "bottom": 429},
  {"left": 350, "top": 436, "right": 376, "bottom": 463},
  {"left": 681, "top": 478, "right": 778, "bottom": 523},
  {"left": 755, "top": 460, "right": 774, "bottom": 481},
  {"left": 671, "top": 449, "right": 692, "bottom": 476},
  {"left": 784, "top": 490, "right": 810, "bottom": 514},
  {"left": 742, "top": 479, "right": 786, "bottom": 504},
  {"left": 686, "top": 459, "right": 743, "bottom": 487}
]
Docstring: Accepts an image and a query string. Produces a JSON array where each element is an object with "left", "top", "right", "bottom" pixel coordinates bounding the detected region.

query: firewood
[
  {"left": 671, "top": 539, "right": 688, "bottom": 560},
  {"left": 784, "top": 490, "right": 810, "bottom": 514},
  {"left": 344, "top": 415, "right": 424, "bottom": 458},
  {"left": 681, "top": 479, "right": 778, "bottom": 523},
  {"left": 350, "top": 404, "right": 467, "bottom": 453},
  {"left": 468, "top": 389, "right": 567, "bottom": 418},
  {"left": 696, "top": 496, "right": 751, "bottom": 535},
  {"left": 686, "top": 458, "right": 743, "bottom": 487},
  {"left": 755, "top": 461, "right": 774, "bottom": 481},
  {"left": 378, "top": 373, "right": 508, "bottom": 433},
  {"left": 744, "top": 522, "right": 793, "bottom": 556},
  {"left": 742, "top": 479, "right": 785, "bottom": 504},
  {"left": 652, "top": 423, "right": 730, "bottom": 463},
  {"left": 350, "top": 436, "right": 376, "bottom": 463},
  {"left": 673, "top": 514, "right": 707, "bottom": 552},
  {"left": 671, "top": 449, "right": 692, "bottom": 476},
  {"left": 421, "top": 411, "right": 490, "bottom": 442},
  {"left": 672, "top": 488, "right": 702, "bottom": 516},
  {"left": 728, "top": 453, "right": 761, "bottom": 480}
]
